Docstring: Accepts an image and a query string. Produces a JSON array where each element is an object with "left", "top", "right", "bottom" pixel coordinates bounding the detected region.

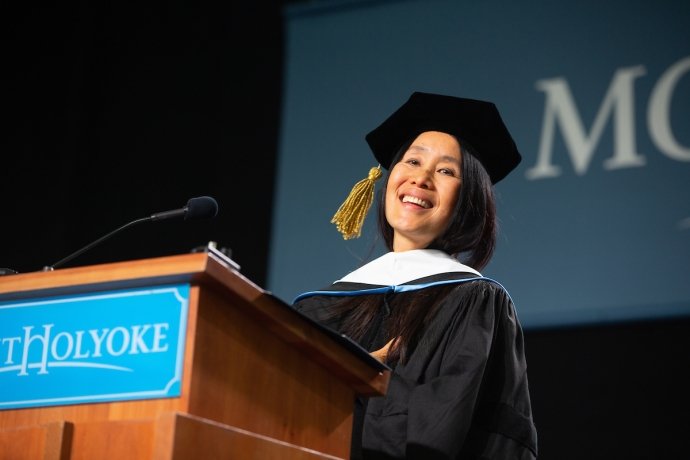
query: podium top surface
[{"left": 0, "top": 250, "right": 236, "bottom": 299}]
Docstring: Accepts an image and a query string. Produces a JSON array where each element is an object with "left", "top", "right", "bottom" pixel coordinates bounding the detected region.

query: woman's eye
[
  {"left": 405, "top": 158, "right": 420, "bottom": 166},
  {"left": 438, "top": 168, "right": 456, "bottom": 176}
]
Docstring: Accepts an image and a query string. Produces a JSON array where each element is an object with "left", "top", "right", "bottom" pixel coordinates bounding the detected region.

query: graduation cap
[{"left": 331, "top": 91, "right": 521, "bottom": 240}]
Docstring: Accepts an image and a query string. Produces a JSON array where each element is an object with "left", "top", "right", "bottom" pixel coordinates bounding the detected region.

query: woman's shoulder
[
  {"left": 405, "top": 272, "right": 514, "bottom": 302},
  {"left": 458, "top": 275, "right": 513, "bottom": 298},
  {"left": 417, "top": 275, "right": 518, "bottom": 326}
]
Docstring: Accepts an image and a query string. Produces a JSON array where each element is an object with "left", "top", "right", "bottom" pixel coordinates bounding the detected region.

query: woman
[{"left": 293, "top": 92, "right": 537, "bottom": 459}]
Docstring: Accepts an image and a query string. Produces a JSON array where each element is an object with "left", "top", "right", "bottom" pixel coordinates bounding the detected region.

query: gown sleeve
[{"left": 361, "top": 281, "right": 537, "bottom": 459}]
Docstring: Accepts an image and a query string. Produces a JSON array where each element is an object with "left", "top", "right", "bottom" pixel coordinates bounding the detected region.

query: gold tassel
[{"left": 331, "top": 165, "right": 382, "bottom": 239}]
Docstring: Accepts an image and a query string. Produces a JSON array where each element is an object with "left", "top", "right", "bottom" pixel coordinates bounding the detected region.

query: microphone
[
  {"left": 150, "top": 196, "right": 219, "bottom": 222},
  {"left": 43, "top": 196, "right": 219, "bottom": 271}
]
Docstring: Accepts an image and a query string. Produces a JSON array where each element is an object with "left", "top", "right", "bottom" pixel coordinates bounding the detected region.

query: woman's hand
[{"left": 371, "top": 337, "right": 396, "bottom": 362}]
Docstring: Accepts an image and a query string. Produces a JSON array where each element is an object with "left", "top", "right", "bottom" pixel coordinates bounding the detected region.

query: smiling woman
[{"left": 292, "top": 92, "right": 537, "bottom": 459}]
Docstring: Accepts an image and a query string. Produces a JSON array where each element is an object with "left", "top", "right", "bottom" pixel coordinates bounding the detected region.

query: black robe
[{"left": 293, "top": 272, "right": 538, "bottom": 459}]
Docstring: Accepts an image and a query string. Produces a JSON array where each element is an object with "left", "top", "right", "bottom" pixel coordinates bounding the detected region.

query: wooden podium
[{"left": 0, "top": 251, "right": 390, "bottom": 459}]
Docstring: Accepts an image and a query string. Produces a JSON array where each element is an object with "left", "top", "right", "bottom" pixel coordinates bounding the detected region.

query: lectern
[{"left": 0, "top": 251, "right": 390, "bottom": 459}]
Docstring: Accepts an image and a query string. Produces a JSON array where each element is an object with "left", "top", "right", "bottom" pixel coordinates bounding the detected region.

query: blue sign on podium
[{"left": 0, "top": 283, "right": 190, "bottom": 410}]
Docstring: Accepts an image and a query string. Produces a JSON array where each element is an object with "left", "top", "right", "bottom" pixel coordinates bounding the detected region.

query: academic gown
[{"left": 292, "top": 250, "right": 537, "bottom": 460}]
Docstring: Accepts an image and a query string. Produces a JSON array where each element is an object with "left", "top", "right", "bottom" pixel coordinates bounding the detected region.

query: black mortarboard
[
  {"left": 365, "top": 91, "right": 521, "bottom": 184},
  {"left": 331, "top": 92, "right": 521, "bottom": 240}
]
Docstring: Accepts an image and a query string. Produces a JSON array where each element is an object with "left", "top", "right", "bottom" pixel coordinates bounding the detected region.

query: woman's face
[{"left": 385, "top": 131, "right": 462, "bottom": 252}]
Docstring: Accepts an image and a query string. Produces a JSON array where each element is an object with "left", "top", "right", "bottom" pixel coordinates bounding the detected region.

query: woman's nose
[{"left": 410, "top": 168, "right": 433, "bottom": 188}]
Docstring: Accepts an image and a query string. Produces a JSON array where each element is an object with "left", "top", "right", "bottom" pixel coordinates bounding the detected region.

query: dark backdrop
[
  {"left": 1, "top": 3, "right": 282, "bottom": 284},
  {"left": 2, "top": 3, "right": 688, "bottom": 459}
]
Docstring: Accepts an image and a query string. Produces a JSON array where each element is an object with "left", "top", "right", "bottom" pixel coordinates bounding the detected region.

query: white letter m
[{"left": 527, "top": 66, "right": 647, "bottom": 179}]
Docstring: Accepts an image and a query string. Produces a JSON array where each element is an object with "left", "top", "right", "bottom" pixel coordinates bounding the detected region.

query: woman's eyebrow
[{"left": 439, "top": 155, "right": 461, "bottom": 165}]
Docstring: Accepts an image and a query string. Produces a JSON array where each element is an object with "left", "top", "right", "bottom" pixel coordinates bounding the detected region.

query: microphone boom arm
[
  {"left": 41, "top": 196, "right": 218, "bottom": 272},
  {"left": 44, "top": 217, "right": 150, "bottom": 271}
]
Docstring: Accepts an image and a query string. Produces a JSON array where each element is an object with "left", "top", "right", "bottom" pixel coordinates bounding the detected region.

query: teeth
[{"left": 402, "top": 195, "right": 431, "bottom": 208}]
